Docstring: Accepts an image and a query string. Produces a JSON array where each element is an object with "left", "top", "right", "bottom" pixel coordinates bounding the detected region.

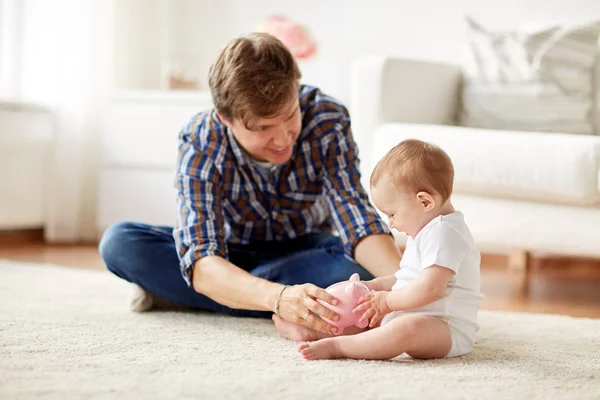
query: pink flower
[{"left": 255, "top": 15, "right": 317, "bottom": 60}]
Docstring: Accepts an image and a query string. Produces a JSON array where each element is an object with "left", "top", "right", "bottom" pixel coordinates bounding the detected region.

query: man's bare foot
[
  {"left": 272, "top": 315, "right": 330, "bottom": 342},
  {"left": 298, "top": 339, "right": 342, "bottom": 360}
]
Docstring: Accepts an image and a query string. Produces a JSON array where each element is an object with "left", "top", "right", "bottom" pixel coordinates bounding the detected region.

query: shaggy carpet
[{"left": 1, "top": 260, "right": 599, "bottom": 399}]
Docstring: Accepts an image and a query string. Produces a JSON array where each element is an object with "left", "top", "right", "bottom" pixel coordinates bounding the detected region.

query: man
[{"left": 99, "top": 33, "right": 401, "bottom": 339}]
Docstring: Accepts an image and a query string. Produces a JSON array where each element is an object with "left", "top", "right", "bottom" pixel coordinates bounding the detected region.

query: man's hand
[
  {"left": 353, "top": 291, "right": 391, "bottom": 328},
  {"left": 277, "top": 284, "right": 341, "bottom": 336}
]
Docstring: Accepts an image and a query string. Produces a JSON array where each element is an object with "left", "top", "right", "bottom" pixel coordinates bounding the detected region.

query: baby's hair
[{"left": 370, "top": 139, "right": 454, "bottom": 202}]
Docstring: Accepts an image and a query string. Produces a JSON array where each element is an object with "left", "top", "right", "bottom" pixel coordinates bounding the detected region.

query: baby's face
[{"left": 371, "top": 176, "right": 425, "bottom": 237}]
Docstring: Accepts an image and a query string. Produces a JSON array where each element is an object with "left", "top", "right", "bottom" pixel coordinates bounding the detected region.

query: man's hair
[
  {"left": 370, "top": 139, "right": 454, "bottom": 202},
  {"left": 208, "top": 33, "right": 302, "bottom": 130}
]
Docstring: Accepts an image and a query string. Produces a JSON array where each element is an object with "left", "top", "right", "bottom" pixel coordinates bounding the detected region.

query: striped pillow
[{"left": 459, "top": 16, "right": 600, "bottom": 135}]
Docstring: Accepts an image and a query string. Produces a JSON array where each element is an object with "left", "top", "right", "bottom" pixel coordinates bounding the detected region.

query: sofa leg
[{"left": 508, "top": 249, "right": 530, "bottom": 297}]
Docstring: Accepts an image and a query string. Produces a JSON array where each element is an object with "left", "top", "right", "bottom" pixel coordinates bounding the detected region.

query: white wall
[
  {"left": 113, "top": 0, "right": 163, "bottom": 90},
  {"left": 117, "top": 0, "right": 600, "bottom": 103}
]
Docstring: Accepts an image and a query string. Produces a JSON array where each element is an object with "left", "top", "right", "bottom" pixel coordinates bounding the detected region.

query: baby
[{"left": 299, "top": 139, "right": 483, "bottom": 360}]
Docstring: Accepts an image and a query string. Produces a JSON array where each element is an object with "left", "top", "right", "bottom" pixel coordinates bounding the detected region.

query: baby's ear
[{"left": 416, "top": 191, "right": 435, "bottom": 210}]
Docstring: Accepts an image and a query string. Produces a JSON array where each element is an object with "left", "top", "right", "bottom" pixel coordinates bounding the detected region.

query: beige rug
[{"left": 1, "top": 260, "right": 599, "bottom": 400}]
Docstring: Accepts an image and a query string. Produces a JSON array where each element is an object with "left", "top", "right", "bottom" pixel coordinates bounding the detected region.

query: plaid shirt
[{"left": 174, "top": 85, "right": 390, "bottom": 285}]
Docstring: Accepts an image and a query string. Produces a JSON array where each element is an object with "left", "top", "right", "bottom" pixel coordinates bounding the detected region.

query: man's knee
[{"left": 98, "top": 221, "right": 139, "bottom": 275}]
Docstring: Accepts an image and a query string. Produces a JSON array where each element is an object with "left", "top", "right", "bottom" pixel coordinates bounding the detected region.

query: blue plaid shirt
[{"left": 174, "top": 85, "right": 390, "bottom": 285}]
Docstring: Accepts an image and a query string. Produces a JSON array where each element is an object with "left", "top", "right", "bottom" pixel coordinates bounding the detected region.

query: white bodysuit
[{"left": 381, "top": 211, "right": 483, "bottom": 358}]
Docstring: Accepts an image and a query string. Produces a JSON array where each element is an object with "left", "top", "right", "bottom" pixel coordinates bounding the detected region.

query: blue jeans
[{"left": 99, "top": 221, "right": 374, "bottom": 319}]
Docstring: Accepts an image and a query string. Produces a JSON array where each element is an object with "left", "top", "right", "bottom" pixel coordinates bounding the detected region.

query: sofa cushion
[
  {"left": 370, "top": 123, "right": 600, "bottom": 206},
  {"left": 460, "top": 82, "right": 595, "bottom": 135},
  {"left": 459, "top": 16, "right": 600, "bottom": 135}
]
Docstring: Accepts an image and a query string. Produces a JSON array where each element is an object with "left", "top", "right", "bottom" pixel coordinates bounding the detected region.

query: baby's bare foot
[
  {"left": 298, "top": 339, "right": 342, "bottom": 360},
  {"left": 298, "top": 343, "right": 316, "bottom": 360},
  {"left": 272, "top": 315, "right": 329, "bottom": 342}
]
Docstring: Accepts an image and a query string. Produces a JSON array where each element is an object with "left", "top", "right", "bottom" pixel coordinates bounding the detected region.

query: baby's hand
[{"left": 353, "top": 291, "right": 391, "bottom": 328}]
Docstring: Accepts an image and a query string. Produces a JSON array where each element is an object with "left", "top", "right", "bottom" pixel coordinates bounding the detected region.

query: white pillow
[{"left": 460, "top": 16, "right": 600, "bottom": 135}]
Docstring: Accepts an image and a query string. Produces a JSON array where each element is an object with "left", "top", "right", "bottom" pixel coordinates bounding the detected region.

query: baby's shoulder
[{"left": 418, "top": 212, "right": 475, "bottom": 250}]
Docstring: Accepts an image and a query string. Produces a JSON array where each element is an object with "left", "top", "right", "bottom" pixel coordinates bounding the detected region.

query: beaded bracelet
[{"left": 273, "top": 285, "right": 289, "bottom": 316}]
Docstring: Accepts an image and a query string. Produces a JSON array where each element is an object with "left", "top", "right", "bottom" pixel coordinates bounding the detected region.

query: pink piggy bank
[{"left": 318, "top": 273, "right": 372, "bottom": 335}]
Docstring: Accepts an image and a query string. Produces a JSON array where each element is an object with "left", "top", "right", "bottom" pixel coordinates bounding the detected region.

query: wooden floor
[{"left": 1, "top": 241, "right": 599, "bottom": 318}]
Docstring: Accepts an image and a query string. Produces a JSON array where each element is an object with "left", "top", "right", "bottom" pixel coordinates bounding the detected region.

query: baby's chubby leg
[{"left": 298, "top": 314, "right": 451, "bottom": 361}]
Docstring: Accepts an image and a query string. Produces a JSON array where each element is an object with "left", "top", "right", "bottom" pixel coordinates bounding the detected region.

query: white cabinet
[
  {"left": 98, "top": 169, "right": 178, "bottom": 228},
  {"left": 0, "top": 104, "right": 55, "bottom": 230},
  {"left": 97, "top": 90, "right": 213, "bottom": 233}
]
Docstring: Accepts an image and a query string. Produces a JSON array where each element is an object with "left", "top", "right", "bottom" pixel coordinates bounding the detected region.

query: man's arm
[
  {"left": 192, "top": 256, "right": 280, "bottom": 310},
  {"left": 320, "top": 114, "right": 400, "bottom": 277},
  {"left": 174, "top": 119, "right": 283, "bottom": 310},
  {"left": 192, "top": 256, "right": 340, "bottom": 337},
  {"left": 174, "top": 116, "right": 228, "bottom": 287},
  {"left": 354, "top": 234, "right": 401, "bottom": 279}
]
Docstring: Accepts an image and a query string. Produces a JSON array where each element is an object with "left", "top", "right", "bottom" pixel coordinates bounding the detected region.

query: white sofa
[{"left": 350, "top": 57, "right": 600, "bottom": 293}]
